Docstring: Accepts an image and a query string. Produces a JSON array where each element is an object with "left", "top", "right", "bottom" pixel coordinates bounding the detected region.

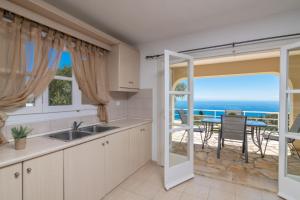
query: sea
[{"left": 175, "top": 100, "right": 279, "bottom": 119}]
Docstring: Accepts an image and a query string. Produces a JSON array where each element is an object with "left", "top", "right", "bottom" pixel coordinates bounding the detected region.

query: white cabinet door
[
  {"left": 23, "top": 151, "right": 63, "bottom": 200},
  {"left": 143, "top": 124, "right": 152, "bottom": 163},
  {"left": 129, "top": 124, "right": 152, "bottom": 173},
  {"left": 108, "top": 43, "right": 140, "bottom": 92},
  {"left": 129, "top": 127, "right": 141, "bottom": 174},
  {"left": 105, "top": 130, "right": 130, "bottom": 193},
  {"left": 119, "top": 44, "right": 139, "bottom": 89},
  {"left": 0, "top": 163, "right": 22, "bottom": 200},
  {"left": 64, "top": 138, "right": 106, "bottom": 200}
]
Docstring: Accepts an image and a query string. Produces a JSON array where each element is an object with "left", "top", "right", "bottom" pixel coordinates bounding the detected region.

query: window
[
  {"left": 9, "top": 49, "right": 96, "bottom": 117},
  {"left": 48, "top": 51, "right": 73, "bottom": 106}
]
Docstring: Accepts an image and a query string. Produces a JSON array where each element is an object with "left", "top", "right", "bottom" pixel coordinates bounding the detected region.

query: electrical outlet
[{"left": 116, "top": 101, "right": 121, "bottom": 106}]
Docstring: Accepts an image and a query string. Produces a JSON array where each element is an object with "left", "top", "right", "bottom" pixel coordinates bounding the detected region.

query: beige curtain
[
  {"left": 69, "top": 39, "right": 109, "bottom": 122},
  {"left": 0, "top": 10, "right": 64, "bottom": 144}
]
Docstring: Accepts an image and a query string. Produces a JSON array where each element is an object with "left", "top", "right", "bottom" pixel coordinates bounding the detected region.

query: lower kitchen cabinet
[
  {"left": 23, "top": 151, "right": 63, "bottom": 200},
  {"left": 64, "top": 137, "right": 106, "bottom": 200},
  {"left": 143, "top": 124, "right": 152, "bottom": 164},
  {"left": 0, "top": 123, "right": 152, "bottom": 200},
  {"left": 0, "top": 163, "right": 22, "bottom": 200},
  {"left": 129, "top": 124, "right": 152, "bottom": 174},
  {"left": 129, "top": 127, "right": 141, "bottom": 174},
  {"left": 105, "top": 129, "right": 130, "bottom": 193}
]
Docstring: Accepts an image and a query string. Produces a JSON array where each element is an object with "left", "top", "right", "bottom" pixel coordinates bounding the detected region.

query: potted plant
[{"left": 11, "top": 126, "right": 32, "bottom": 150}]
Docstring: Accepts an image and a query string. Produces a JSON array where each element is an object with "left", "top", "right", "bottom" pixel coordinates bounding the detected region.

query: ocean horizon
[{"left": 175, "top": 100, "right": 279, "bottom": 118}]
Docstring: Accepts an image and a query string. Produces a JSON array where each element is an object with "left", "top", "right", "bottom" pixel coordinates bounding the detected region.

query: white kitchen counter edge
[{"left": 0, "top": 118, "right": 152, "bottom": 168}]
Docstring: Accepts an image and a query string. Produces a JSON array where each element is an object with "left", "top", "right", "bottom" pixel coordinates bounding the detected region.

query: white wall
[{"left": 138, "top": 10, "right": 300, "bottom": 162}]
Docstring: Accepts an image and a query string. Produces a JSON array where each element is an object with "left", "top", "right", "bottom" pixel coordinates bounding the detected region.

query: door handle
[
  {"left": 14, "top": 172, "right": 20, "bottom": 178},
  {"left": 26, "top": 168, "right": 32, "bottom": 174}
]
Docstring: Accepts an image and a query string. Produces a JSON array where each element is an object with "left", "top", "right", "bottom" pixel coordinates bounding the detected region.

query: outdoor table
[{"left": 198, "top": 117, "right": 268, "bottom": 157}]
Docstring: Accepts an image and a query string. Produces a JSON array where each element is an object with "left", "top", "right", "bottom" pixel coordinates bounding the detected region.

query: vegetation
[
  {"left": 56, "top": 67, "right": 72, "bottom": 77},
  {"left": 174, "top": 82, "right": 187, "bottom": 100},
  {"left": 11, "top": 126, "right": 32, "bottom": 140},
  {"left": 49, "top": 67, "right": 72, "bottom": 106},
  {"left": 49, "top": 79, "right": 72, "bottom": 106}
]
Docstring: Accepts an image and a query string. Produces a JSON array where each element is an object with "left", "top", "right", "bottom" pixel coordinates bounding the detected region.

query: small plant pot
[{"left": 15, "top": 138, "right": 26, "bottom": 150}]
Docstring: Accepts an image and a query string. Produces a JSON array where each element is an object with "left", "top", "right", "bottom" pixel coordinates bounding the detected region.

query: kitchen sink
[
  {"left": 48, "top": 130, "right": 92, "bottom": 142},
  {"left": 79, "top": 125, "right": 119, "bottom": 133}
]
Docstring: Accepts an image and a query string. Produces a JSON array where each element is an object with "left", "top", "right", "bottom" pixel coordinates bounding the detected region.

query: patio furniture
[
  {"left": 177, "top": 110, "right": 205, "bottom": 143},
  {"left": 218, "top": 115, "right": 248, "bottom": 163},
  {"left": 225, "top": 110, "right": 243, "bottom": 116},
  {"left": 263, "top": 115, "right": 300, "bottom": 159},
  {"left": 200, "top": 117, "right": 267, "bottom": 157}
]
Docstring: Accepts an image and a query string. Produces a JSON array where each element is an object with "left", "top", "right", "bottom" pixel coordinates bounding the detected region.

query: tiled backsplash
[
  {"left": 2, "top": 89, "right": 152, "bottom": 140},
  {"left": 128, "top": 89, "right": 152, "bottom": 119}
]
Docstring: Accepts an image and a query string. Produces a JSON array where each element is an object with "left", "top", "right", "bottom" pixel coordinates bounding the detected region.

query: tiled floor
[{"left": 103, "top": 162, "right": 282, "bottom": 200}]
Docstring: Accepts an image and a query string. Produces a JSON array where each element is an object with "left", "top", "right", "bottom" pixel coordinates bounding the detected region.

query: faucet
[{"left": 72, "top": 121, "right": 83, "bottom": 131}]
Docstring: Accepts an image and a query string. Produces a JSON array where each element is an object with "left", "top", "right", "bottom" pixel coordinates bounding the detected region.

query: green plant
[{"left": 11, "top": 126, "right": 32, "bottom": 140}]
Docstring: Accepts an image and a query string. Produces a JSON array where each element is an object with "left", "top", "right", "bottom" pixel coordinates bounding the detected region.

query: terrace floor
[{"left": 172, "top": 131, "right": 300, "bottom": 193}]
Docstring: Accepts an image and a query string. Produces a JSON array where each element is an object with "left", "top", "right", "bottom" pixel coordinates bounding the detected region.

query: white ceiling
[{"left": 43, "top": 0, "right": 300, "bottom": 45}]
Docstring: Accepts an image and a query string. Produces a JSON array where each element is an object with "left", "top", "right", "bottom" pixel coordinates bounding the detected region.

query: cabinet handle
[
  {"left": 102, "top": 142, "right": 105, "bottom": 146},
  {"left": 128, "top": 81, "right": 134, "bottom": 84},
  {"left": 14, "top": 172, "right": 20, "bottom": 178},
  {"left": 26, "top": 168, "right": 32, "bottom": 174},
  {"left": 106, "top": 141, "right": 109, "bottom": 144}
]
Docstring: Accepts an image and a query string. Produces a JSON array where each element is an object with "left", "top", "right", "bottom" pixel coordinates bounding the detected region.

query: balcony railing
[{"left": 174, "top": 108, "right": 279, "bottom": 128}]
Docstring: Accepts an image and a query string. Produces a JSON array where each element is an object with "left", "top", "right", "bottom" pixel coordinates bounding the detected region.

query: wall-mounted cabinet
[{"left": 108, "top": 43, "right": 140, "bottom": 92}]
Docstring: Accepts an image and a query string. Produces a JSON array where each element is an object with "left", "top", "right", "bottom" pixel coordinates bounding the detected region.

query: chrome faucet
[{"left": 72, "top": 121, "right": 83, "bottom": 131}]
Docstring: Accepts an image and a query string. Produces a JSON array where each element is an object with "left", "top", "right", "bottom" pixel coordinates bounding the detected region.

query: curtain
[
  {"left": 69, "top": 39, "right": 109, "bottom": 122},
  {"left": 0, "top": 10, "right": 64, "bottom": 144}
]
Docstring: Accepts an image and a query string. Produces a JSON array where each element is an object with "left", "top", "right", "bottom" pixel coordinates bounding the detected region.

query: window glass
[
  {"left": 56, "top": 51, "right": 72, "bottom": 77},
  {"left": 49, "top": 79, "right": 72, "bottom": 106}
]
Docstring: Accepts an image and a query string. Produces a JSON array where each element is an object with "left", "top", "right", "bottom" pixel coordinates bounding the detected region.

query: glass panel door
[
  {"left": 279, "top": 42, "right": 300, "bottom": 200},
  {"left": 164, "top": 50, "right": 194, "bottom": 190}
]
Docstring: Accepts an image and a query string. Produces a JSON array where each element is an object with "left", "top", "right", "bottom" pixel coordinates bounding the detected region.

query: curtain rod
[
  {"left": 1, "top": 9, "right": 109, "bottom": 52},
  {"left": 145, "top": 33, "right": 300, "bottom": 59}
]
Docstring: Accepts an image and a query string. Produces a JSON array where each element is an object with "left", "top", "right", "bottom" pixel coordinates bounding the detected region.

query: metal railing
[{"left": 174, "top": 108, "right": 279, "bottom": 128}]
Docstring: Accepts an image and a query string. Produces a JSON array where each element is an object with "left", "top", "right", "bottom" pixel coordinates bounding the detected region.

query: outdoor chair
[
  {"left": 225, "top": 110, "right": 243, "bottom": 116},
  {"left": 263, "top": 115, "right": 300, "bottom": 159},
  {"left": 177, "top": 110, "right": 205, "bottom": 144},
  {"left": 218, "top": 115, "right": 248, "bottom": 163}
]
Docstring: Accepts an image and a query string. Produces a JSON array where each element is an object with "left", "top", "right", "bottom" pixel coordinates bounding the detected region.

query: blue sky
[
  {"left": 59, "top": 51, "right": 72, "bottom": 68},
  {"left": 181, "top": 74, "right": 279, "bottom": 102}
]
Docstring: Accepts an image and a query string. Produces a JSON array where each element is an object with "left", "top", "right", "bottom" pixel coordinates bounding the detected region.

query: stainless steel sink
[
  {"left": 79, "top": 125, "right": 119, "bottom": 133},
  {"left": 48, "top": 130, "right": 92, "bottom": 142}
]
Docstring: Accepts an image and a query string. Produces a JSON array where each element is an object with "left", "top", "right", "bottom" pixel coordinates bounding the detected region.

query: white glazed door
[
  {"left": 279, "top": 42, "right": 300, "bottom": 200},
  {"left": 164, "top": 50, "right": 194, "bottom": 190}
]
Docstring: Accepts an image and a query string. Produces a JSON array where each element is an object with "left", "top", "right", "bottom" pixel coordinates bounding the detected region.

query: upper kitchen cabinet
[{"left": 107, "top": 43, "right": 140, "bottom": 92}]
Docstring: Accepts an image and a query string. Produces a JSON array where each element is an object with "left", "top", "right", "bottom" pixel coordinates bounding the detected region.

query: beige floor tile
[
  {"left": 235, "top": 185, "right": 263, "bottom": 200},
  {"left": 153, "top": 189, "right": 182, "bottom": 200},
  {"left": 133, "top": 181, "right": 165, "bottom": 199},
  {"left": 209, "top": 179, "right": 236, "bottom": 193},
  {"left": 104, "top": 188, "right": 148, "bottom": 200},
  {"left": 208, "top": 189, "right": 235, "bottom": 200},
  {"left": 119, "top": 176, "right": 145, "bottom": 192},
  {"left": 183, "top": 182, "right": 210, "bottom": 198},
  {"left": 180, "top": 193, "right": 207, "bottom": 200},
  {"left": 261, "top": 191, "right": 283, "bottom": 200}
]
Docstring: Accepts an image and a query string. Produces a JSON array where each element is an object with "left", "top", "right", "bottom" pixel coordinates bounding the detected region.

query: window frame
[{"left": 8, "top": 50, "right": 97, "bottom": 118}]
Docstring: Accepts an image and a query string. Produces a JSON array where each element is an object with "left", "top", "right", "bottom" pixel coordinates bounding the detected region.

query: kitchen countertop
[{"left": 0, "top": 118, "right": 152, "bottom": 168}]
